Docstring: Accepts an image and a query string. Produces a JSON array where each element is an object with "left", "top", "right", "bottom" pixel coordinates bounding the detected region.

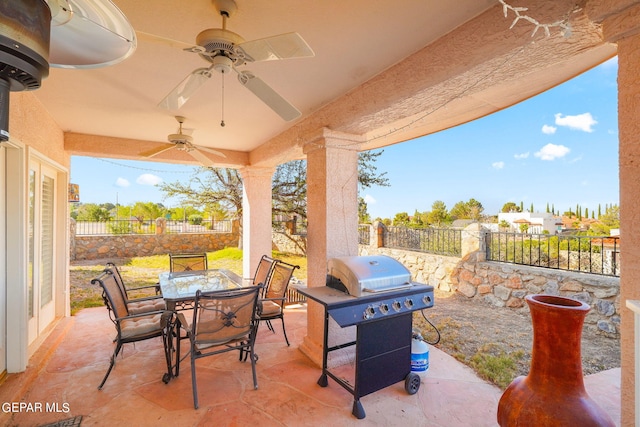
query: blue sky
[{"left": 71, "top": 57, "right": 619, "bottom": 219}]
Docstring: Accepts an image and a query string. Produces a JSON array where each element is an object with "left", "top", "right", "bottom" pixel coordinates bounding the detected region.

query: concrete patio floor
[{"left": 0, "top": 304, "right": 621, "bottom": 426}]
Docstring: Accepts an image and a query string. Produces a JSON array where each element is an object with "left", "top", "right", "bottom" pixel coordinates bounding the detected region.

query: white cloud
[
  {"left": 514, "top": 152, "right": 529, "bottom": 160},
  {"left": 136, "top": 173, "right": 163, "bottom": 186},
  {"left": 534, "top": 143, "right": 570, "bottom": 161},
  {"left": 541, "top": 125, "right": 557, "bottom": 135},
  {"left": 492, "top": 161, "right": 504, "bottom": 169},
  {"left": 554, "top": 112, "right": 597, "bottom": 132},
  {"left": 363, "top": 194, "right": 376, "bottom": 204},
  {"left": 115, "top": 177, "right": 130, "bottom": 188},
  {"left": 569, "top": 155, "right": 583, "bottom": 164}
]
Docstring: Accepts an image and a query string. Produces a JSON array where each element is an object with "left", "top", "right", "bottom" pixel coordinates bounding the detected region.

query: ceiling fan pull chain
[{"left": 220, "top": 71, "right": 225, "bottom": 127}]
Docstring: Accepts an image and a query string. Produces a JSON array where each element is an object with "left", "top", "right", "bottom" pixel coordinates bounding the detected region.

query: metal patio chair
[
  {"left": 176, "top": 286, "right": 262, "bottom": 409},
  {"left": 250, "top": 254, "right": 277, "bottom": 286},
  {"left": 105, "top": 262, "right": 166, "bottom": 314},
  {"left": 92, "top": 270, "right": 174, "bottom": 390},
  {"left": 169, "top": 253, "right": 208, "bottom": 273},
  {"left": 258, "top": 260, "right": 299, "bottom": 346}
]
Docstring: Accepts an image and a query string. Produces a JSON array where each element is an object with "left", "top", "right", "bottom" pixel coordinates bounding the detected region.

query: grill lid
[{"left": 326, "top": 255, "right": 412, "bottom": 297}]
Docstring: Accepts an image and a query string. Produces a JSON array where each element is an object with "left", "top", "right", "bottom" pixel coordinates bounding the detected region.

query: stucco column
[
  {"left": 299, "top": 128, "right": 364, "bottom": 366},
  {"left": 588, "top": 2, "right": 640, "bottom": 425},
  {"left": 238, "top": 166, "right": 275, "bottom": 281},
  {"left": 618, "top": 31, "right": 640, "bottom": 427}
]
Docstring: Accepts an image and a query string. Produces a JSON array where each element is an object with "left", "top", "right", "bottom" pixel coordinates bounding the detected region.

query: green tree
[
  {"left": 450, "top": 201, "right": 469, "bottom": 220},
  {"left": 501, "top": 202, "right": 521, "bottom": 213},
  {"left": 427, "top": 200, "right": 449, "bottom": 226},
  {"left": 546, "top": 202, "right": 550, "bottom": 213},
  {"left": 451, "top": 198, "right": 484, "bottom": 220},
  {"left": 159, "top": 168, "right": 243, "bottom": 219},
  {"left": 75, "top": 203, "right": 111, "bottom": 221},
  {"left": 131, "top": 201, "right": 166, "bottom": 222},
  {"left": 358, "top": 197, "right": 371, "bottom": 223},
  {"left": 529, "top": 202, "right": 534, "bottom": 213},
  {"left": 499, "top": 219, "right": 510, "bottom": 230},
  {"left": 159, "top": 151, "right": 389, "bottom": 243},
  {"left": 393, "top": 212, "right": 411, "bottom": 226},
  {"left": 519, "top": 223, "right": 529, "bottom": 233}
]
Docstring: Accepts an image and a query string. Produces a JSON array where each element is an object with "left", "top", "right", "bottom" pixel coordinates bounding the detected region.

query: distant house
[{"left": 498, "top": 212, "right": 563, "bottom": 234}]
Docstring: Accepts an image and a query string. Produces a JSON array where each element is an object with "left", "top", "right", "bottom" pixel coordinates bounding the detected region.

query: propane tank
[{"left": 411, "top": 331, "right": 429, "bottom": 377}]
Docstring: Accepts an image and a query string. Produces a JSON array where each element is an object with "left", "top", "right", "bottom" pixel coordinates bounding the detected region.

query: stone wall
[
  {"left": 272, "top": 231, "right": 307, "bottom": 255},
  {"left": 360, "top": 222, "right": 621, "bottom": 336},
  {"left": 70, "top": 219, "right": 240, "bottom": 261}
]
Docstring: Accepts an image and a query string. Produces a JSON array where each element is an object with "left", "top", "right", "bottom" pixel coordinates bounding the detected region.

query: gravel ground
[{"left": 413, "top": 290, "right": 620, "bottom": 388}]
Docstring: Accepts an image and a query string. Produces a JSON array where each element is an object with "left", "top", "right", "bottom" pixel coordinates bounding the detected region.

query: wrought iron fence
[
  {"left": 358, "top": 224, "right": 371, "bottom": 245},
  {"left": 385, "top": 226, "right": 462, "bottom": 256},
  {"left": 75, "top": 219, "right": 232, "bottom": 235},
  {"left": 485, "top": 232, "right": 620, "bottom": 277}
]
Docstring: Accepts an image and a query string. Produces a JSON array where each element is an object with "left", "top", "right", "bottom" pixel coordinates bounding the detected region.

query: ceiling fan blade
[
  {"left": 237, "top": 71, "right": 301, "bottom": 121},
  {"left": 236, "top": 32, "right": 314, "bottom": 62},
  {"left": 194, "top": 145, "right": 227, "bottom": 158},
  {"left": 157, "top": 67, "right": 213, "bottom": 110},
  {"left": 139, "top": 144, "right": 174, "bottom": 158},
  {"left": 187, "top": 148, "right": 216, "bottom": 167},
  {"left": 135, "top": 31, "right": 194, "bottom": 51}
]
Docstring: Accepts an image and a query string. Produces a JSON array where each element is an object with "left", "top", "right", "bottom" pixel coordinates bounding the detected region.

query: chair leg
[
  {"left": 98, "top": 341, "right": 122, "bottom": 390},
  {"left": 191, "top": 353, "right": 199, "bottom": 409},
  {"left": 249, "top": 346, "right": 258, "bottom": 390},
  {"left": 265, "top": 319, "right": 275, "bottom": 333},
  {"left": 280, "top": 316, "right": 290, "bottom": 347}
]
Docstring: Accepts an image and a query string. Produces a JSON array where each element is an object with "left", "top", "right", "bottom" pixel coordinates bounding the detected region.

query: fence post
[
  {"left": 375, "top": 221, "right": 386, "bottom": 248},
  {"left": 69, "top": 217, "right": 77, "bottom": 261},
  {"left": 155, "top": 217, "right": 166, "bottom": 234},
  {"left": 462, "top": 223, "right": 486, "bottom": 261}
]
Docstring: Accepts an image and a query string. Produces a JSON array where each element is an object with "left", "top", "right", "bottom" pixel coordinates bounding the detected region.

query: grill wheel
[{"left": 405, "top": 373, "right": 421, "bottom": 395}]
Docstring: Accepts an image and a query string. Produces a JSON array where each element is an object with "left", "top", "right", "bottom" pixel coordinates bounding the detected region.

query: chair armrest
[
  {"left": 114, "top": 309, "right": 171, "bottom": 323},
  {"left": 127, "top": 284, "right": 161, "bottom": 293},
  {"left": 260, "top": 297, "right": 285, "bottom": 303}
]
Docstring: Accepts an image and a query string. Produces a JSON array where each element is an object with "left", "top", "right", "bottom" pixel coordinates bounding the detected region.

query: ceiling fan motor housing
[
  {"left": 195, "top": 28, "right": 246, "bottom": 68},
  {"left": 168, "top": 133, "right": 193, "bottom": 145}
]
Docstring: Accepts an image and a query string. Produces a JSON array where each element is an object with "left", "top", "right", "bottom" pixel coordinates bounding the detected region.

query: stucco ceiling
[{"left": 32, "top": 0, "right": 616, "bottom": 168}]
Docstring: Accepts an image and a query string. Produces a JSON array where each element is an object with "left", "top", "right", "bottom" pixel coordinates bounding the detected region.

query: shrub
[{"left": 188, "top": 214, "right": 203, "bottom": 225}]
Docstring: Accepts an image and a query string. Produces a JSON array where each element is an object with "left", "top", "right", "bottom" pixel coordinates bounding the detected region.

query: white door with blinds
[{"left": 27, "top": 160, "right": 57, "bottom": 343}]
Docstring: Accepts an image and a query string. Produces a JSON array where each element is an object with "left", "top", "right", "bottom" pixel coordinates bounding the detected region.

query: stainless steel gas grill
[{"left": 297, "top": 255, "right": 434, "bottom": 419}]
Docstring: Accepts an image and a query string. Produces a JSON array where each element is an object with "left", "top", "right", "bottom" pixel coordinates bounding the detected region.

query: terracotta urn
[{"left": 497, "top": 294, "right": 614, "bottom": 426}]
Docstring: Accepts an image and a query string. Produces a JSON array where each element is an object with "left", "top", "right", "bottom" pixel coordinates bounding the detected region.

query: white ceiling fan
[
  {"left": 151, "top": 0, "right": 314, "bottom": 124},
  {"left": 139, "top": 116, "right": 225, "bottom": 167}
]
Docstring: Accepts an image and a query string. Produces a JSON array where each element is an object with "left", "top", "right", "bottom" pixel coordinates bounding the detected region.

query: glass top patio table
[{"left": 159, "top": 269, "right": 243, "bottom": 311}]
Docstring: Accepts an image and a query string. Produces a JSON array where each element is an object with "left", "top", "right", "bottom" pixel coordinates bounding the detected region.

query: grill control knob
[
  {"left": 379, "top": 303, "right": 389, "bottom": 314},
  {"left": 392, "top": 301, "right": 402, "bottom": 312},
  {"left": 404, "top": 298, "right": 414, "bottom": 309},
  {"left": 364, "top": 305, "right": 375, "bottom": 320},
  {"left": 422, "top": 295, "right": 432, "bottom": 305}
]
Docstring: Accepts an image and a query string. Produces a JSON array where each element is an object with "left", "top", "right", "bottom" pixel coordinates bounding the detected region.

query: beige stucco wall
[{"left": 10, "top": 92, "right": 67, "bottom": 167}]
